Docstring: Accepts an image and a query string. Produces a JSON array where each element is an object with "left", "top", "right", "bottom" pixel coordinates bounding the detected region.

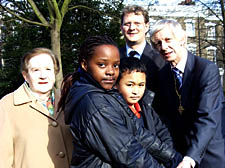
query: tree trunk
[{"left": 51, "top": 25, "right": 63, "bottom": 89}]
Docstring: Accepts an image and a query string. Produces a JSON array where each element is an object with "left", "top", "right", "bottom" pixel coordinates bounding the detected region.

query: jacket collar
[
  {"left": 14, "top": 83, "right": 35, "bottom": 105},
  {"left": 141, "top": 89, "right": 155, "bottom": 105},
  {"left": 64, "top": 69, "right": 117, "bottom": 124},
  {"left": 13, "top": 83, "right": 59, "bottom": 120}
]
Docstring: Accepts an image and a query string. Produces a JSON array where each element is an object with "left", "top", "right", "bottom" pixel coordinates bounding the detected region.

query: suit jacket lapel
[
  {"left": 140, "top": 43, "right": 152, "bottom": 62},
  {"left": 181, "top": 52, "right": 195, "bottom": 104},
  {"left": 161, "top": 63, "right": 176, "bottom": 98}
]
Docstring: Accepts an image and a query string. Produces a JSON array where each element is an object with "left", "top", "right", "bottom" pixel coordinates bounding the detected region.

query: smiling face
[
  {"left": 121, "top": 12, "right": 149, "bottom": 48},
  {"left": 81, "top": 44, "right": 120, "bottom": 90},
  {"left": 22, "top": 53, "right": 56, "bottom": 96},
  {"left": 151, "top": 26, "right": 185, "bottom": 66},
  {"left": 117, "top": 71, "right": 146, "bottom": 106}
]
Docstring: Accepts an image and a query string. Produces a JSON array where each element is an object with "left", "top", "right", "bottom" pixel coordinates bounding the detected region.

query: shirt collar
[
  {"left": 126, "top": 41, "right": 146, "bottom": 59},
  {"left": 171, "top": 52, "right": 188, "bottom": 73},
  {"left": 129, "top": 102, "right": 141, "bottom": 118}
]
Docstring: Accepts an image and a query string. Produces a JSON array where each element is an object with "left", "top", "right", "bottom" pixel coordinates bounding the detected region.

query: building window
[
  {"left": 206, "top": 46, "right": 217, "bottom": 63},
  {"left": 185, "top": 19, "right": 195, "bottom": 37},
  {"left": 187, "top": 43, "right": 196, "bottom": 55},
  {"left": 205, "top": 23, "right": 216, "bottom": 40}
]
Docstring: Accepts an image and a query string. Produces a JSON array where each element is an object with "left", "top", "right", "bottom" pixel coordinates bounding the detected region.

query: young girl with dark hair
[{"left": 58, "top": 35, "right": 180, "bottom": 168}]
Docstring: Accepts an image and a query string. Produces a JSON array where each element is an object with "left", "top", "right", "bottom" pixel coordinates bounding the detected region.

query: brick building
[{"left": 123, "top": 0, "right": 225, "bottom": 85}]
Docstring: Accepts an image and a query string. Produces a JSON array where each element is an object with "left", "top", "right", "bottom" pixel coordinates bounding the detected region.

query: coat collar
[
  {"left": 14, "top": 83, "right": 35, "bottom": 105},
  {"left": 140, "top": 42, "right": 152, "bottom": 62},
  {"left": 13, "top": 83, "right": 60, "bottom": 120}
]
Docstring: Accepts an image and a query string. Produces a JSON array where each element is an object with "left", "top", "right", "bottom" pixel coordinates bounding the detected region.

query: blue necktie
[{"left": 172, "top": 67, "right": 182, "bottom": 90}]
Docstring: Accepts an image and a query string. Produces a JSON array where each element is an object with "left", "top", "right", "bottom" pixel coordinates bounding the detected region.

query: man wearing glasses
[{"left": 120, "top": 5, "right": 165, "bottom": 95}]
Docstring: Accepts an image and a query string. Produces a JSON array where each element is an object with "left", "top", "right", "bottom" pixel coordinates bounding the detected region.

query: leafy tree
[
  {"left": 0, "top": 14, "right": 51, "bottom": 97},
  {"left": 60, "top": 0, "right": 124, "bottom": 75},
  {"left": 0, "top": 0, "right": 124, "bottom": 98}
]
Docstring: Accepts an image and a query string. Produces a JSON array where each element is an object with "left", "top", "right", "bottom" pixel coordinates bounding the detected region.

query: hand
[{"left": 176, "top": 160, "right": 192, "bottom": 168}]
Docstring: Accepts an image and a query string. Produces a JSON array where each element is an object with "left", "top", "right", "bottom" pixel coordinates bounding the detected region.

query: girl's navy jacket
[{"left": 64, "top": 70, "right": 179, "bottom": 168}]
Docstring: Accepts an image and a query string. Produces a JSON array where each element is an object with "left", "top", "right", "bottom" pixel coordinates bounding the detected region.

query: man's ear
[
  {"left": 179, "top": 31, "right": 187, "bottom": 48},
  {"left": 180, "top": 37, "right": 187, "bottom": 48},
  {"left": 81, "top": 60, "right": 88, "bottom": 72},
  {"left": 120, "top": 24, "right": 124, "bottom": 34}
]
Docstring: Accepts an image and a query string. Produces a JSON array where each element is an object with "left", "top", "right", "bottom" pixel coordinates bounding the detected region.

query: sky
[{"left": 158, "top": 0, "right": 180, "bottom": 5}]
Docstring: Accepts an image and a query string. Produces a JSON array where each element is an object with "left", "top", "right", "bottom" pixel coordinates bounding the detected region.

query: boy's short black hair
[{"left": 117, "top": 57, "right": 147, "bottom": 83}]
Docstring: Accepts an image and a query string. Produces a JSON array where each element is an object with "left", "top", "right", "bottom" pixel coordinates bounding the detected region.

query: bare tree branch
[
  {"left": 27, "top": 0, "right": 50, "bottom": 26},
  {"left": 0, "top": 4, "right": 50, "bottom": 27},
  {"left": 47, "top": 1, "right": 55, "bottom": 25},
  {"left": 48, "top": 0, "right": 62, "bottom": 21},
  {"left": 197, "top": 0, "right": 223, "bottom": 23},
  {"left": 61, "top": 0, "right": 71, "bottom": 19},
  {"left": 68, "top": 5, "right": 120, "bottom": 21}
]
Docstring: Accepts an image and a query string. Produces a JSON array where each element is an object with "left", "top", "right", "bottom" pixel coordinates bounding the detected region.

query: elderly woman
[{"left": 0, "top": 48, "right": 73, "bottom": 168}]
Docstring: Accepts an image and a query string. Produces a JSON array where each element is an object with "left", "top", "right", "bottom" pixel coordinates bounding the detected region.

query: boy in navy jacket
[{"left": 116, "top": 57, "right": 182, "bottom": 168}]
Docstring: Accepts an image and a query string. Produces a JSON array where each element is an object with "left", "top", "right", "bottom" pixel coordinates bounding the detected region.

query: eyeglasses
[{"left": 122, "top": 22, "right": 146, "bottom": 28}]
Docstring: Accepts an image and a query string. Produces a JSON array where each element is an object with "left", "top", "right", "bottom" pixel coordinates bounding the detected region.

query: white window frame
[
  {"left": 206, "top": 46, "right": 217, "bottom": 63},
  {"left": 184, "top": 19, "right": 195, "bottom": 37},
  {"left": 205, "top": 22, "right": 216, "bottom": 40}
]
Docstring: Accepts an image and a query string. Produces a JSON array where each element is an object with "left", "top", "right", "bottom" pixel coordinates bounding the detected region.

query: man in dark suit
[
  {"left": 120, "top": 5, "right": 165, "bottom": 93},
  {"left": 150, "top": 19, "right": 225, "bottom": 168}
]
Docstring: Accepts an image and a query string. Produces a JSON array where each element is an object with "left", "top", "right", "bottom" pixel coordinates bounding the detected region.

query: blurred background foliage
[{"left": 0, "top": 0, "right": 125, "bottom": 98}]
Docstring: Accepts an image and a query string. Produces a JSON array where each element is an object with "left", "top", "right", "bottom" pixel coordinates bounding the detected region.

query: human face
[
  {"left": 22, "top": 54, "right": 55, "bottom": 96},
  {"left": 152, "top": 26, "right": 184, "bottom": 66},
  {"left": 82, "top": 44, "right": 120, "bottom": 90},
  {"left": 121, "top": 12, "right": 149, "bottom": 47},
  {"left": 117, "top": 71, "right": 146, "bottom": 106}
]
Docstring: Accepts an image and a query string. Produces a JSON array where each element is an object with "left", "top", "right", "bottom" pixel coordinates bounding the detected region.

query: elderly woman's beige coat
[{"left": 0, "top": 83, "right": 73, "bottom": 168}]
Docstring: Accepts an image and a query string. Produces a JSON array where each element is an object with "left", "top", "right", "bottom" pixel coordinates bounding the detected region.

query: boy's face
[{"left": 117, "top": 71, "right": 146, "bottom": 106}]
